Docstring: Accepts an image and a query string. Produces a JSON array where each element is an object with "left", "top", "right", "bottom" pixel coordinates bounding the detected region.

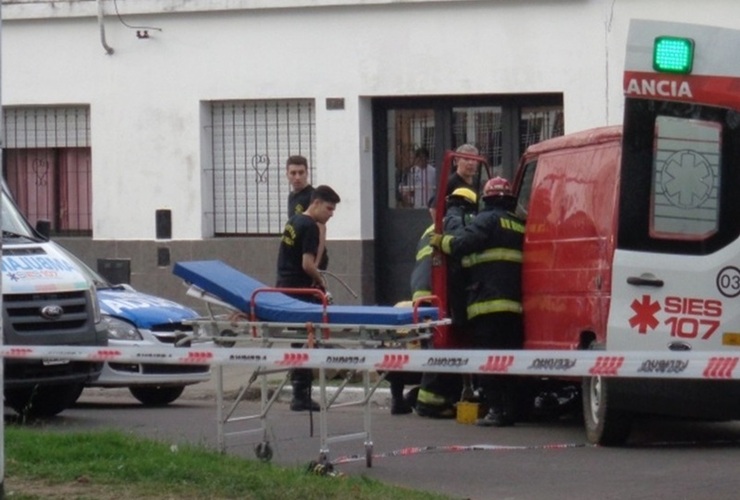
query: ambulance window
[
  {"left": 515, "top": 160, "right": 537, "bottom": 220},
  {"left": 650, "top": 116, "right": 721, "bottom": 240},
  {"left": 619, "top": 99, "right": 740, "bottom": 255}
]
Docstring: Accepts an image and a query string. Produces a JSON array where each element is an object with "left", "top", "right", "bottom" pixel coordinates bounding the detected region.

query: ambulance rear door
[{"left": 607, "top": 19, "right": 740, "bottom": 353}]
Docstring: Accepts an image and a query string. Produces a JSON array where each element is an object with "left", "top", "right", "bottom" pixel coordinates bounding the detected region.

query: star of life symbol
[
  {"left": 658, "top": 150, "right": 714, "bottom": 209},
  {"left": 629, "top": 295, "right": 661, "bottom": 334}
]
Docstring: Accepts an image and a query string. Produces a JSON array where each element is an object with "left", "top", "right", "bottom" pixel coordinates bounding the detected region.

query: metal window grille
[
  {"left": 2, "top": 106, "right": 92, "bottom": 235},
  {"left": 453, "top": 106, "right": 504, "bottom": 171},
  {"left": 387, "top": 109, "right": 436, "bottom": 208},
  {"left": 520, "top": 107, "right": 564, "bottom": 151},
  {"left": 207, "top": 99, "right": 315, "bottom": 235},
  {"left": 3, "top": 106, "right": 90, "bottom": 149}
]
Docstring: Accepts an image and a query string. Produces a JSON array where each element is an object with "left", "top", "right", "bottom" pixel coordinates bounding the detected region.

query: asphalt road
[{"left": 8, "top": 377, "right": 740, "bottom": 500}]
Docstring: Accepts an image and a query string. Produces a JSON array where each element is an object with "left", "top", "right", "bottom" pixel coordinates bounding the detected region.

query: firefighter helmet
[
  {"left": 448, "top": 187, "right": 477, "bottom": 206},
  {"left": 483, "top": 176, "right": 512, "bottom": 197}
]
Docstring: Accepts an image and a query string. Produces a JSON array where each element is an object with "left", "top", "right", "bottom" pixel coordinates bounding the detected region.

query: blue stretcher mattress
[{"left": 173, "top": 260, "right": 439, "bottom": 325}]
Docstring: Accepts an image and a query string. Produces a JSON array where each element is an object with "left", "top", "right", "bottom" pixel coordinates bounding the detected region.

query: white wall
[{"left": 3, "top": 0, "right": 739, "bottom": 241}]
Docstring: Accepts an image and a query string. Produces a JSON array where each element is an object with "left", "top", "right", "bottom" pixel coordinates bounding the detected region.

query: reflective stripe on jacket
[{"left": 410, "top": 224, "right": 434, "bottom": 300}]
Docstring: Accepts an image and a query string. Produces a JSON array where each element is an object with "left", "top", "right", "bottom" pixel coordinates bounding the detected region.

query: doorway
[{"left": 372, "top": 94, "right": 563, "bottom": 305}]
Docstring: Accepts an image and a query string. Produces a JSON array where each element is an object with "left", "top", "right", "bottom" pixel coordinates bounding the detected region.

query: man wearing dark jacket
[
  {"left": 431, "top": 177, "right": 524, "bottom": 426},
  {"left": 415, "top": 187, "right": 478, "bottom": 418}
]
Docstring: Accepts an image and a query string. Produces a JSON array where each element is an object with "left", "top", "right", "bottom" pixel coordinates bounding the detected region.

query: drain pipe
[{"left": 97, "top": 0, "right": 114, "bottom": 55}]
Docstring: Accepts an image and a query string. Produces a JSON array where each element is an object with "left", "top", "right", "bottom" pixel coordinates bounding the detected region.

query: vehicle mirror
[{"left": 35, "top": 220, "right": 51, "bottom": 240}]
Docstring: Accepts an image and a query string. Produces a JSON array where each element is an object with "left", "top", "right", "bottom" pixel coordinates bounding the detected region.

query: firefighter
[
  {"left": 415, "top": 187, "right": 479, "bottom": 418},
  {"left": 386, "top": 198, "right": 437, "bottom": 415},
  {"left": 430, "top": 177, "right": 524, "bottom": 426}
]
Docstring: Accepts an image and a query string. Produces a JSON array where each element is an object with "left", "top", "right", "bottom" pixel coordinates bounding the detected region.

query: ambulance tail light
[{"left": 653, "top": 36, "right": 694, "bottom": 74}]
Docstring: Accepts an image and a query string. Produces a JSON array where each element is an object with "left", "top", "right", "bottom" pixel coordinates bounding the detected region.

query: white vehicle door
[{"left": 607, "top": 20, "right": 740, "bottom": 354}]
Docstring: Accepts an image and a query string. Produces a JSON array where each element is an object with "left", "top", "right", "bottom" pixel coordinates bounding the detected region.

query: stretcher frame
[{"left": 181, "top": 283, "right": 447, "bottom": 468}]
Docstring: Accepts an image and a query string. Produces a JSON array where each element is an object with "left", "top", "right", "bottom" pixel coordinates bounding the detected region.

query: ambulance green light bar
[{"left": 653, "top": 36, "right": 694, "bottom": 74}]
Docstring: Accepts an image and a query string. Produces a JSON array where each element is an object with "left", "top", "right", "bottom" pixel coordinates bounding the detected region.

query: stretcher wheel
[
  {"left": 254, "top": 442, "right": 273, "bottom": 462},
  {"left": 216, "top": 329, "right": 237, "bottom": 348},
  {"left": 365, "top": 443, "right": 373, "bottom": 468}
]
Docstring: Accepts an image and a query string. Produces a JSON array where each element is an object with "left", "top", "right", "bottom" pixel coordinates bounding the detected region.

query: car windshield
[
  {"left": 2, "top": 186, "right": 36, "bottom": 239},
  {"left": 54, "top": 244, "right": 114, "bottom": 289}
]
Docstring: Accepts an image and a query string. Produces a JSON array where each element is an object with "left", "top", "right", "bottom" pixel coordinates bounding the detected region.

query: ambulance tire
[{"left": 582, "top": 375, "right": 632, "bottom": 446}]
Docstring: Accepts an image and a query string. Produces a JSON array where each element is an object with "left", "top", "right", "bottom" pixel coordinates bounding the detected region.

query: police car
[{"left": 68, "top": 253, "right": 212, "bottom": 406}]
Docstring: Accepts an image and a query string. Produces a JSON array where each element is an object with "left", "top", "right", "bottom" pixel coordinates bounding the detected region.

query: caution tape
[
  {"left": 3, "top": 344, "right": 740, "bottom": 380},
  {"left": 332, "top": 442, "right": 588, "bottom": 465}
]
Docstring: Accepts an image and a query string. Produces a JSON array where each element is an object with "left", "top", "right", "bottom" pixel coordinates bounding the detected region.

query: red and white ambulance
[
  {"left": 521, "top": 19, "right": 740, "bottom": 445},
  {"left": 433, "top": 19, "right": 740, "bottom": 445}
]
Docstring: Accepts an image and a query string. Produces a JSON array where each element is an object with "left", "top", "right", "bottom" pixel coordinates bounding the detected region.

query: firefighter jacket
[
  {"left": 410, "top": 224, "right": 434, "bottom": 301},
  {"left": 438, "top": 203, "right": 524, "bottom": 321},
  {"left": 442, "top": 204, "right": 476, "bottom": 325}
]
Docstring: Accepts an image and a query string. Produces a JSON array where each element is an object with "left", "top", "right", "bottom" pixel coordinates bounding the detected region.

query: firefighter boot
[
  {"left": 415, "top": 388, "right": 455, "bottom": 418},
  {"left": 389, "top": 373, "right": 413, "bottom": 415},
  {"left": 290, "top": 369, "right": 320, "bottom": 412}
]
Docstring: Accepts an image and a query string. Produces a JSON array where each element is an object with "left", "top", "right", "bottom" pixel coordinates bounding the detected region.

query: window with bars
[
  {"left": 453, "top": 106, "right": 504, "bottom": 175},
  {"left": 520, "top": 106, "right": 565, "bottom": 152},
  {"left": 387, "top": 109, "right": 436, "bottom": 209},
  {"left": 2, "top": 106, "right": 92, "bottom": 235},
  {"left": 207, "top": 99, "right": 315, "bottom": 235}
]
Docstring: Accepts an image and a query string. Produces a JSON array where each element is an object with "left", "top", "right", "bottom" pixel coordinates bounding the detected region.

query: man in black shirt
[
  {"left": 286, "top": 155, "right": 328, "bottom": 270},
  {"left": 278, "top": 184, "right": 341, "bottom": 411},
  {"left": 446, "top": 143, "right": 479, "bottom": 195},
  {"left": 427, "top": 143, "right": 480, "bottom": 211},
  {"left": 287, "top": 155, "right": 315, "bottom": 216}
]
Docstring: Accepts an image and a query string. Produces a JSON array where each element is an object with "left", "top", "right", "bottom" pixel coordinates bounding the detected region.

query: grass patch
[{"left": 3, "top": 426, "right": 445, "bottom": 499}]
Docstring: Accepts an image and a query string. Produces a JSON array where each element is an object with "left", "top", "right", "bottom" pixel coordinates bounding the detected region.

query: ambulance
[{"left": 433, "top": 19, "right": 740, "bottom": 445}]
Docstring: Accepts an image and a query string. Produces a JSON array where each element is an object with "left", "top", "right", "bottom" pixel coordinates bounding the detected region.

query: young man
[
  {"left": 286, "top": 155, "right": 314, "bottom": 216},
  {"left": 286, "top": 155, "right": 327, "bottom": 270},
  {"left": 277, "top": 184, "right": 341, "bottom": 411}
]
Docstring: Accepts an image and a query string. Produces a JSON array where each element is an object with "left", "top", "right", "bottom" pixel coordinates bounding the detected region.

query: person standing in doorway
[{"left": 399, "top": 147, "right": 436, "bottom": 209}]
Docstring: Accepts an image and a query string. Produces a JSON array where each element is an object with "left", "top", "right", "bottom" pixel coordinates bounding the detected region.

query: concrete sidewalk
[
  {"left": 182, "top": 365, "right": 394, "bottom": 408},
  {"left": 83, "top": 366, "right": 394, "bottom": 408}
]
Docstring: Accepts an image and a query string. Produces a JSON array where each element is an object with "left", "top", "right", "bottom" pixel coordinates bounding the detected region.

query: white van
[{"left": 2, "top": 181, "right": 107, "bottom": 417}]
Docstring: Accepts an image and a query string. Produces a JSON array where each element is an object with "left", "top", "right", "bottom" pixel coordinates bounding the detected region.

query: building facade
[{"left": 1, "top": 0, "right": 737, "bottom": 308}]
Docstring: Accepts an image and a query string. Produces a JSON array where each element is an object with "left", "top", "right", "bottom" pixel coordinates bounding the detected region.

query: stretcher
[{"left": 172, "top": 260, "right": 448, "bottom": 467}]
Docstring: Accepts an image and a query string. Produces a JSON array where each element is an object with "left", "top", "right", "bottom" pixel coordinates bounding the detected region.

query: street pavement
[{"left": 76, "top": 368, "right": 740, "bottom": 500}]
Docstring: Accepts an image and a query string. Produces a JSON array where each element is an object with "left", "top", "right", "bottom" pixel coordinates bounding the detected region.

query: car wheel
[
  {"left": 582, "top": 374, "right": 632, "bottom": 446},
  {"left": 129, "top": 385, "right": 185, "bottom": 406},
  {"left": 5, "top": 383, "right": 84, "bottom": 418}
]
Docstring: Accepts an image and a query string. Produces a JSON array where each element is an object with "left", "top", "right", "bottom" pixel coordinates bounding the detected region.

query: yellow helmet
[{"left": 449, "top": 187, "right": 477, "bottom": 205}]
